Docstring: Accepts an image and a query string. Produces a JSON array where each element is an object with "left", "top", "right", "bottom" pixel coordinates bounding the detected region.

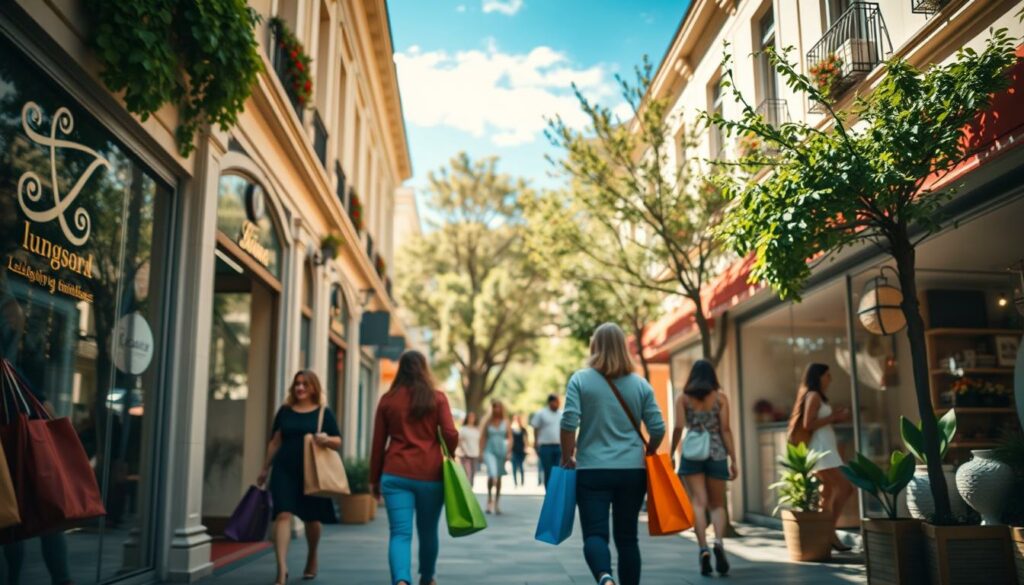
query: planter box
[
  {"left": 339, "top": 494, "right": 373, "bottom": 524},
  {"left": 863, "top": 519, "right": 926, "bottom": 585},
  {"left": 781, "top": 510, "right": 833, "bottom": 562},
  {"left": 1013, "top": 527, "right": 1024, "bottom": 585},
  {"left": 924, "top": 523, "right": 1014, "bottom": 585}
]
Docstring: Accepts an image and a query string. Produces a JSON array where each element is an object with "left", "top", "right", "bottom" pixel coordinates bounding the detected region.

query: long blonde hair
[
  {"left": 587, "top": 323, "right": 635, "bottom": 379},
  {"left": 285, "top": 370, "right": 325, "bottom": 406}
]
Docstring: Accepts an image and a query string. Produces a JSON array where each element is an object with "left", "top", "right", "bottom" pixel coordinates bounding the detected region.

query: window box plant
[
  {"left": 338, "top": 458, "right": 373, "bottom": 524},
  {"left": 269, "top": 17, "right": 313, "bottom": 107},
  {"left": 809, "top": 53, "right": 843, "bottom": 102},
  {"left": 320, "top": 233, "right": 343, "bottom": 261},
  {"left": 901, "top": 410, "right": 967, "bottom": 520},
  {"left": 769, "top": 442, "right": 833, "bottom": 561},
  {"left": 349, "top": 189, "right": 364, "bottom": 232},
  {"left": 841, "top": 450, "right": 923, "bottom": 584}
]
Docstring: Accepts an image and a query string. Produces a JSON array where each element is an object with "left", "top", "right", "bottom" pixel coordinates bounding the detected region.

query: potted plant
[
  {"left": 349, "top": 189, "right": 364, "bottom": 232},
  {"left": 993, "top": 432, "right": 1024, "bottom": 584},
  {"left": 320, "top": 232, "right": 343, "bottom": 261},
  {"left": 269, "top": 17, "right": 313, "bottom": 106},
  {"left": 901, "top": 409, "right": 967, "bottom": 520},
  {"left": 769, "top": 442, "right": 833, "bottom": 562},
  {"left": 809, "top": 53, "right": 843, "bottom": 101},
  {"left": 338, "top": 458, "right": 373, "bottom": 524},
  {"left": 841, "top": 450, "right": 923, "bottom": 584}
]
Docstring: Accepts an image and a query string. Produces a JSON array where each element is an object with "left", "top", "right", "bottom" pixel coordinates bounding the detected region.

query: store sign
[
  {"left": 6, "top": 101, "right": 105, "bottom": 304},
  {"left": 237, "top": 220, "right": 271, "bottom": 267},
  {"left": 111, "top": 312, "right": 154, "bottom": 375}
]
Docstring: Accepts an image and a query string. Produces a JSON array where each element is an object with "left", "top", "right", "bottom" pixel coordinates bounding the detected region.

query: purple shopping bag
[{"left": 224, "top": 485, "right": 272, "bottom": 542}]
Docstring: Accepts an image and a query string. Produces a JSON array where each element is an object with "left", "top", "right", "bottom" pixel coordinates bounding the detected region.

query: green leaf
[{"left": 900, "top": 416, "right": 926, "bottom": 463}]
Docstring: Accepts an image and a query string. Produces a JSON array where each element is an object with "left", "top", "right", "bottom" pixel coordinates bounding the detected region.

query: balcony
[
  {"left": 806, "top": 3, "right": 892, "bottom": 100},
  {"left": 269, "top": 30, "right": 303, "bottom": 118},
  {"left": 911, "top": 0, "right": 948, "bottom": 15},
  {"left": 366, "top": 234, "right": 375, "bottom": 263},
  {"left": 348, "top": 187, "right": 363, "bottom": 232},
  {"left": 312, "top": 110, "right": 328, "bottom": 167},
  {"left": 335, "top": 162, "right": 348, "bottom": 209},
  {"left": 754, "top": 98, "right": 790, "bottom": 129}
]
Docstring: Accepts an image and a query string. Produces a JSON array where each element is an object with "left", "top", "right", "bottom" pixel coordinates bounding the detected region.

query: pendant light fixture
[{"left": 858, "top": 266, "right": 907, "bottom": 336}]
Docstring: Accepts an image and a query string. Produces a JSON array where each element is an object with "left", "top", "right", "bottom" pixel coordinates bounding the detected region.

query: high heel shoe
[{"left": 273, "top": 571, "right": 288, "bottom": 585}]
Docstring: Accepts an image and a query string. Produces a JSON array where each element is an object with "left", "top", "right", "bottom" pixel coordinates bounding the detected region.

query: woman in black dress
[{"left": 257, "top": 370, "right": 341, "bottom": 585}]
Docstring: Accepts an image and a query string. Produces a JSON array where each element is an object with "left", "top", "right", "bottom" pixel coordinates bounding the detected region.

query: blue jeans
[
  {"left": 381, "top": 474, "right": 444, "bottom": 585},
  {"left": 511, "top": 452, "right": 526, "bottom": 486},
  {"left": 576, "top": 468, "right": 647, "bottom": 585},
  {"left": 538, "top": 444, "right": 561, "bottom": 489}
]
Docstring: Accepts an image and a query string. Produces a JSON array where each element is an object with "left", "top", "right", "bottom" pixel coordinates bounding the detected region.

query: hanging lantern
[{"left": 858, "top": 267, "right": 907, "bottom": 336}]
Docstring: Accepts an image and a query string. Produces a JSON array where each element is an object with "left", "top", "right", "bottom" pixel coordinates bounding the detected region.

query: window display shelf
[
  {"left": 934, "top": 407, "right": 1015, "bottom": 414},
  {"left": 929, "top": 368, "right": 1014, "bottom": 375},
  {"left": 925, "top": 328, "right": 1022, "bottom": 337},
  {"left": 949, "top": 440, "right": 1000, "bottom": 449}
]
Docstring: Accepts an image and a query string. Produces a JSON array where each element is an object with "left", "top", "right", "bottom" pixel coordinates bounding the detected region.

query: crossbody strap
[{"left": 599, "top": 372, "right": 648, "bottom": 450}]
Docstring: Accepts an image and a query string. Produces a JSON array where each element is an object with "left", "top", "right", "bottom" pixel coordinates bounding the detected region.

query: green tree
[
  {"left": 396, "top": 153, "right": 555, "bottom": 416},
  {"left": 706, "top": 31, "right": 1019, "bottom": 521},
  {"left": 547, "top": 59, "right": 731, "bottom": 366},
  {"left": 492, "top": 336, "right": 587, "bottom": 416}
]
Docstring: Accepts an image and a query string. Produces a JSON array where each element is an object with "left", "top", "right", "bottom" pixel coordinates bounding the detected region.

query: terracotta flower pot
[
  {"left": 862, "top": 518, "right": 925, "bottom": 585},
  {"left": 339, "top": 494, "right": 373, "bottom": 524},
  {"left": 923, "top": 523, "right": 1014, "bottom": 585},
  {"left": 781, "top": 510, "right": 833, "bottom": 562}
]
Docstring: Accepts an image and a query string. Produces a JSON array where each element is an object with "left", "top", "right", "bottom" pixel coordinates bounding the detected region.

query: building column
[
  {"left": 163, "top": 133, "right": 225, "bottom": 582},
  {"left": 344, "top": 302, "right": 363, "bottom": 458}
]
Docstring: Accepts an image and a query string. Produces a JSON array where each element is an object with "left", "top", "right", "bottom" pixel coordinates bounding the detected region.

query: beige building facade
[
  {"left": 0, "top": 0, "right": 410, "bottom": 583},
  {"left": 641, "top": 0, "right": 1024, "bottom": 531}
]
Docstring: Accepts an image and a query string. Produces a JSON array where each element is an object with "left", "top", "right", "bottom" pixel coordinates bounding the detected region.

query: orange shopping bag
[
  {"left": 645, "top": 452, "right": 694, "bottom": 536},
  {"left": 601, "top": 373, "right": 695, "bottom": 536}
]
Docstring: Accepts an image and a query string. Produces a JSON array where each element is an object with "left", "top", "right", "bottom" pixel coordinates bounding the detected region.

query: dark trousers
[
  {"left": 538, "top": 444, "right": 561, "bottom": 489},
  {"left": 511, "top": 452, "right": 526, "bottom": 486},
  {"left": 576, "top": 468, "right": 647, "bottom": 585},
  {"left": 3, "top": 532, "right": 71, "bottom": 585}
]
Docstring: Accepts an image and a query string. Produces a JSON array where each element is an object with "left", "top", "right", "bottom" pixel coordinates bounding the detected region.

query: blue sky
[{"left": 389, "top": 0, "right": 691, "bottom": 197}]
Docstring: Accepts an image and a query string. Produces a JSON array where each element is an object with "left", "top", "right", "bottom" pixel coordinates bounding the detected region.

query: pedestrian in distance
[
  {"left": 531, "top": 393, "right": 562, "bottom": 489},
  {"left": 257, "top": 370, "right": 341, "bottom": 585},
  {"left": 480, "top": 399, "right": 512, "bottom": 514},
  {"left": 561, "top": 323, "right": 666, "bottom": 585},
  {"left": 510, "top": 413, "right": 528, "bottom": 487},
  {"left": 458, "top": 411, "right": 481, "bottom": 484},
  {"left": 369, "top": 350, "right": 459, "bottom": 585},
  {"left": 788, "top": 363, "right": 854, "bottom": 552},
  {"left": 670, "top": 359, "right": 737, "bottom": 576}
]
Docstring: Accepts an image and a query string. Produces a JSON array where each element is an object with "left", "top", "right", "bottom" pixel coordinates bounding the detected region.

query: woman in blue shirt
[{"left": 561, "top": 323, "right": 665, "bottom": 585}]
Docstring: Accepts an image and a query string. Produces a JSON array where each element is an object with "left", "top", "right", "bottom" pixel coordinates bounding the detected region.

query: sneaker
[
  {"left": 713, "top": 542, "right": 730, "bottom": 576},
  {"left": 699, "top": 549, "right": 712, "bottom": 576}
]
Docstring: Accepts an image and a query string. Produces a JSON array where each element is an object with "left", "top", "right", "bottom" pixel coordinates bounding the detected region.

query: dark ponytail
[{"left": 389, "top": 350, "right": 438, "bottom": 420}]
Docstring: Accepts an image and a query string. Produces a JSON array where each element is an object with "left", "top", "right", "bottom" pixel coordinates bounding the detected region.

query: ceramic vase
[
  {"left": 955, "top": 449, "right": 1013, "bottom": 525},
  {"left": 906, "top": 464, "right": 968, "bottom": 520}
]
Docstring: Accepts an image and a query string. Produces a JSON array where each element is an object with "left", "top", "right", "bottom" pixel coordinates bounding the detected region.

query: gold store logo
[{"left": 238, "top": 220, "right": 271, "bottom": 267}]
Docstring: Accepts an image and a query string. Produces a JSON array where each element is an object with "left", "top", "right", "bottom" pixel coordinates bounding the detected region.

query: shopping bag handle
[
  {"left": 0, "top": 359, "right": 48, "bottom": 422},
  {"left": 437, "top": 426, "right": 452, "bottom": 459}
]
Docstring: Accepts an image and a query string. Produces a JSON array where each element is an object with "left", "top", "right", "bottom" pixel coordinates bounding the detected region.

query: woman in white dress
[
  {"left": 790, "top": 363, "right": 854, "bottom": 551},
  {"left": 458, "top": 411, "right": 482, "bottom": 482}
]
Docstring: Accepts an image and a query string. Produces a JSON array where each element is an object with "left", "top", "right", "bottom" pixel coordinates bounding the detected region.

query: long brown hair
[
  {"left": 285, "top": 370, "right": 324, "bottom": 406},
  {"left": 389, "top": 350, "right": 437, "bottom": 420},
  {"left": 787, "top": 363, "right": 830, "bottom": 443}
]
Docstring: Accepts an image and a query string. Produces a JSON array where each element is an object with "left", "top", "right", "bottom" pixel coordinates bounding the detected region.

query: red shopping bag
[{"left": 0, "top": 360, "right": 105, "bottom": 543}]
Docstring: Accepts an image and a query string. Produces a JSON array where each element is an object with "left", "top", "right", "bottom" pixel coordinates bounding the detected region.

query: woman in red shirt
[{"left": 370, "top": 351, "right": 459, "bottom": 585}]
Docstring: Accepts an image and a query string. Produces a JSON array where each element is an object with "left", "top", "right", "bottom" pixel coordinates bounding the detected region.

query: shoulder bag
[
  {"left": 600, "top": 373, "right": 694, "bottom": 536},
  {"left": 303, "top": 407, "right": 350, "bottom": 497}
]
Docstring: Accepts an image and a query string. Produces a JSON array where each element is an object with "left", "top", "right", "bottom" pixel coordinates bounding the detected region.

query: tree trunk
[
  {"left": 631, "top": 317, "right": 652, "bottom": 383},
  {"left": 693, "top": 302, "right": 715, "bottom": 366},
  {"left": 893, "top": 242, "right": 952, "bottom": 522},
  {"left": 463, "top": 370, "right": 488, "bottom": 418}
]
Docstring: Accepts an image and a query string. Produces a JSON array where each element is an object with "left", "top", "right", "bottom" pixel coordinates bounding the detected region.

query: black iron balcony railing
[
  {"left": 312, "top": 110, "right": 328, "bottom": 167},
  {"left": 335, "top": 162, "right": 348, "bottom": 209},
  {"left": 911, "top": 0, "right": 947, "bottom": 15},
  {"left": 269, "top": 29, "right": 303, "bottom": 118},
  {"left": 754, "top": 98, "right": 790, "bottom": 129},
  {"left": 806, "top": 2, "right": 892, "bottom": 98},
  {"left": 366, "top": 234, "right": 375, "bottom": 263}
]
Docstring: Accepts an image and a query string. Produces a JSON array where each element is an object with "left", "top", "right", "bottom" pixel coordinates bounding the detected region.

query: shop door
[{"left": 201, "top": 251, "right": 277, "bottom": 534}]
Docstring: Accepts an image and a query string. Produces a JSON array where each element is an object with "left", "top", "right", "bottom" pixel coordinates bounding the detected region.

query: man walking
[{"left": 530, "top": 394, "right": 562, "bottom": 489}]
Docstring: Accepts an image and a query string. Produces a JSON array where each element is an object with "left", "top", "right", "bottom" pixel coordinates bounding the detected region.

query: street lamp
[{"left": 858, "top": 266, "right": 907, "bottom": 335}]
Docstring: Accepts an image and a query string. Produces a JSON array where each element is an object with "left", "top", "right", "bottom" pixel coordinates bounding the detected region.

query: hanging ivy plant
[
  {"left": 269, "top": 17, "right": 314, "bottom": 106},
  {"left": 87, "top": 0, "right": 264, "bottom": 157}
]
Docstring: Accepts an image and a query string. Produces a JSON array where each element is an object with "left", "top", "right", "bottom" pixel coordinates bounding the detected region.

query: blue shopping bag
[{"left": 535, "top": 466, "right": 576, "bottom": 545}]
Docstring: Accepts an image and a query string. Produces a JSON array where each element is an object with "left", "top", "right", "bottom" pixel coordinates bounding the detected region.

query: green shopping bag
[{"left": 438, "top": 428, "right": 487, "bottom": 537}]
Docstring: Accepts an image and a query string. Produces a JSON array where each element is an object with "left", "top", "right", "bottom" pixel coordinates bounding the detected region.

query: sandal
[{"left": 273, "top": 571, "right": 288, "bottom": 585}]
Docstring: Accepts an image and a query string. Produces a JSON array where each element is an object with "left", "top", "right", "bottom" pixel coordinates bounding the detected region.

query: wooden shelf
[
  {"left": 926, "top": 328, "right": 1022, "bottom": 337},
  {"left": 948, "top": 440, "right": 1000, "bottom": 449},
  {"left": 934, "top": 407, "right": 1016, "bottom": 414},
  {"left": 930, "top": 367, "right": 1015, "bottom": 375}
]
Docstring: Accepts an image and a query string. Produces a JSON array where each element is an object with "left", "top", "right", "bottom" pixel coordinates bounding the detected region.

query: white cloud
[
  {"left": 456, "top": 4, "right": 467, "bottom": 12},
  {"left": 395, "top": 43, "right": 619, "bottom": 147},
  {"left": 482, "top": 0, "right": 523, "bottom": 16}
]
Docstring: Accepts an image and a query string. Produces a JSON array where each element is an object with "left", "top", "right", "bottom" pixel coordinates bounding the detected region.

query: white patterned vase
[
  {"left": 906, "top": 464, "right": 967, "bottom": 520},
  {"left": 956, "top": 449, "right": 1013, "bottom": 525}
]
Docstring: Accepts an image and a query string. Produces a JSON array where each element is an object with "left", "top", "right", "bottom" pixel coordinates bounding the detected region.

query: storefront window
[
  {"left": 215, "top": 174, "right": 281, "bottom": 279},
  {"left": 0, "top": 35, "right": 173, "bottom": 584},
  {"left": 738, "top": 280, "right": 858, "bottom": 525}
]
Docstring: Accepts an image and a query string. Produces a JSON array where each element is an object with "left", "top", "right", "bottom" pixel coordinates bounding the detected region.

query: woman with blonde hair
[
  {"left": 480, "top": 399, "right": 512, "bottom": 514},
  {"left": 562, "top": 323, "right": 665, "bottom": 585},
  {"left": 257, "top": 370, "right": 341, "bottom": 585}
]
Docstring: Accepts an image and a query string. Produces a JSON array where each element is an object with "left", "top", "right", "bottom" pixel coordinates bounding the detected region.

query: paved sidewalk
[{"left": 201, "top": 489, "right": 865, "bottom": 584}]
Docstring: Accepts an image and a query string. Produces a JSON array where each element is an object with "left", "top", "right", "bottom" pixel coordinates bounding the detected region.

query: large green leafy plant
[
  {"left": 342, "top": 458, "right": 370, "bottom": 495},
  {"left": 706, "top": 29, "right": 1018, "bottom": 522},
  {"left": 841, "top": 451, "right": 916, "bottom": 519},
  {"left": 900, "top": 409, "right": 957, "bottom": 464},
  {"left": 87, "top": 0, "right": 264, "bottom": 156},
  {"left": 770, "top": 443, "right": 827, "bottom": 514}
]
